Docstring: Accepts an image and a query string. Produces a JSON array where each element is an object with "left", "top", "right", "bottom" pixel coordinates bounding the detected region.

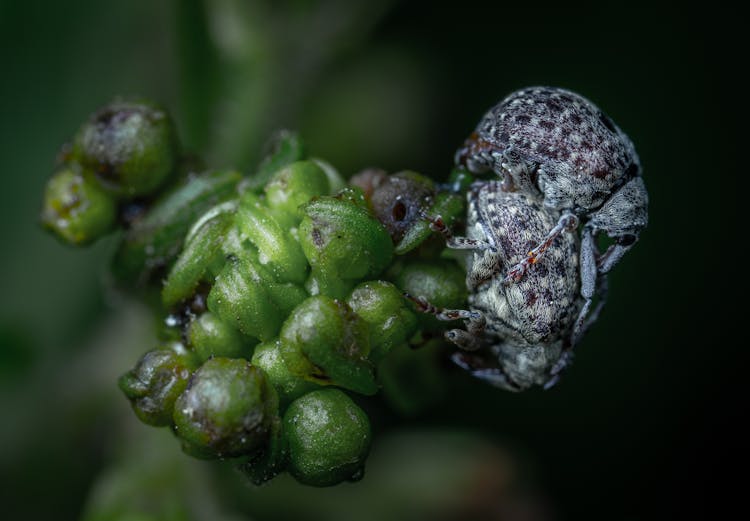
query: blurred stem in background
[
  {"left": 175, "top": 0, "right": 222, "bottom": 152},
  {"left": 175, "top": 0, "right": 397, "bottom": 170}
]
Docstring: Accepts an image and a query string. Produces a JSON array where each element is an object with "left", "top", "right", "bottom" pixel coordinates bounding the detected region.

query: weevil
[
  {"left": 412, "top": 183, "right": 605, "bottom": 390},
  {"left": 455, "top": 86, "right": 647, "bottom": 308}
]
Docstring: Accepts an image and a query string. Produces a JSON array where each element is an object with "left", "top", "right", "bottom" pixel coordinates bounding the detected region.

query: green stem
[{"left": 174, "top": 0, "right": 222, "bottom": 152}]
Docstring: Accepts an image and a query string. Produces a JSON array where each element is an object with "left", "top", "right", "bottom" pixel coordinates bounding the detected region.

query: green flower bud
[
  {"left": 188, "top": 312, "right": 254, "bottom": 362},
  {"left": 206, "top": 253, "right": 277, "bottom": 343},
  {"left": 249, "top": 130, "right": 307, "bottom": 190},
  {"left": 283, "top": 389, "right": 371, "bottom": 487},
  {"left": 251, "top": 340, "right": 321, "bottom": 407},
  {"left": 347, "top": 281, "right": 418, "bottom": 362},
  {"left": 40, "top": 167, "right": 116, "bottom": 246},
  {"left": 112, "top": 169, "right": 241, "bottom": 284},
  {"left": 177, "top": 438, "right": 219, "bottom": 461},
  {"left": 394, "top": 260, "right": 468, "bottom": 330},
  {"left": 300, "top": 193, "right": 393, "bottom": 299},
  {"left": 263, "top": 278, "right": 309, "bottom": 318},
  {"left": 207, "top": 251, "right": 307, "bottom": 342},
  {"left": 279, "top": 296, "right": 377, "bottom": 395},
  {"left": 73, "top": 100, "right": 179, "bottom": 197},
  {"left": 172, "top": 358, "right": 279, "bottom": 459},
  {"left": 311, "top": 158, "right": 345, "bottom": 194},
  {"left": 118, "top": 342, "right": 197, "bottom": 427},
  {"left": 236, "top": 192, "right": 308, "bottom": 284},
  {"left": 162, "top": 204, "right": 235, "bottom": 308},
  {"left": 263, "top": 160, "right": 331, "bottom": 229}
]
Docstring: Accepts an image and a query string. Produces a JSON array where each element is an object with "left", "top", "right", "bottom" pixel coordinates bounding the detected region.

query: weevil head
[{"left": 456, "top": 87, "right": 643, "bottom": 211}]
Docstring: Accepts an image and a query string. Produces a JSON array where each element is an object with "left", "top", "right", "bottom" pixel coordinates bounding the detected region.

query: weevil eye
[{"left": 618, "top": 234, "right": 636, "bottom": 246}]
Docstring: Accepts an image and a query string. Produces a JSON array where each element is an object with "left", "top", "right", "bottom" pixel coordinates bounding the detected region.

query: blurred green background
[{"left": 0, "top": 1, "right": 736, "bottom": 520}]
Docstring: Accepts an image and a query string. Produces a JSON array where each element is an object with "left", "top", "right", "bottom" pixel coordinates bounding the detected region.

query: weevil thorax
[
  {"left": 465, "top": 182, "right": 582, "bottom": 348},
  {"left": 462, "top": 86, "right": 640, "bottom": 213}
]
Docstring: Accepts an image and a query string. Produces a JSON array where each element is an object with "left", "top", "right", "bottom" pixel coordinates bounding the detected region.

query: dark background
[{"left": 0, "top": 1, "right": 738, "bottom": 520}]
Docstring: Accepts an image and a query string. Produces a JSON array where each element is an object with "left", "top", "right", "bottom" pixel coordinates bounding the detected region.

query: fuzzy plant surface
[{"left": 41, "top": 99, "right": 469, "bottom": 487}]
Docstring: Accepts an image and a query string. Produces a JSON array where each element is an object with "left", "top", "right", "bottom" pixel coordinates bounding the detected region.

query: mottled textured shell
[
  {"left": 470, "top": 86, "right": 640, "bottom": 211},
  {"left": 466, "top": 182, "right": 581, "bottom": 347}
]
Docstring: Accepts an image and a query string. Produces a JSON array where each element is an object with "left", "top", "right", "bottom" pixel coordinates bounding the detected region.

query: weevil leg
[
  {"left": 420, "top": 211, "right": 494, "bottom": 251},
  {"left": 583, "top": 275, "right": 608, "bottom": 332},
  {"left": 571, "top": 227, "right": 610, "bottom": 345},
  {"left": 448, "top": 236, "right": 494, "bottom": 250},
  {"left": 580, "top": 225, "right": 598, "bottom": 302},
  {"left": 543, "top": 373, "right": 561, "bottom": 390},
  {"left": 503, "top": 212, "right": 579, "bottom": 284},
  {"left": 403, "top": 293, "right": 478, "bottom": 322},
  {"left": 545, "top": 228, "right": 610, "bottom": 390},
  {"left": 403, "top": 293, "right": 486, "bottom": 351},
  {"left": 451, "top": 351, "right": 521, "bottom": 392},
  {"left": 421, "top": 208, "right": 501, "bottom": 288},
  {"left": 543, "top": 347, "right": 579, "bottom": 390},
  {"left": 445, "top": 314, "right": 486, "bottom": 351},
  {"left": 544, "top": 243, "right": 609, "bottom": 392},
  {"left": 597, "top": 235, "right": 637, "bottom": 274},
  {"left": 572, "top": 275, "right": 609, "bottom": 345},
  {"left": 572, "top": 225, "right": 598, "bottom": 342},
  {"left": 543, "top": 359, "right": 569, "bottom": 389}
]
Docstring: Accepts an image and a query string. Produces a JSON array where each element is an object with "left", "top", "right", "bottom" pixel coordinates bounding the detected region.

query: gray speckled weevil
[
  {"left": 414, "top": 185, "right": 604, "bottom": 390},
  {"left": 412, "top": 86, "right": 645, "bottom": 390},
  {"left": 456, "top": 86, "right": 647, "bottom": 309}
]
